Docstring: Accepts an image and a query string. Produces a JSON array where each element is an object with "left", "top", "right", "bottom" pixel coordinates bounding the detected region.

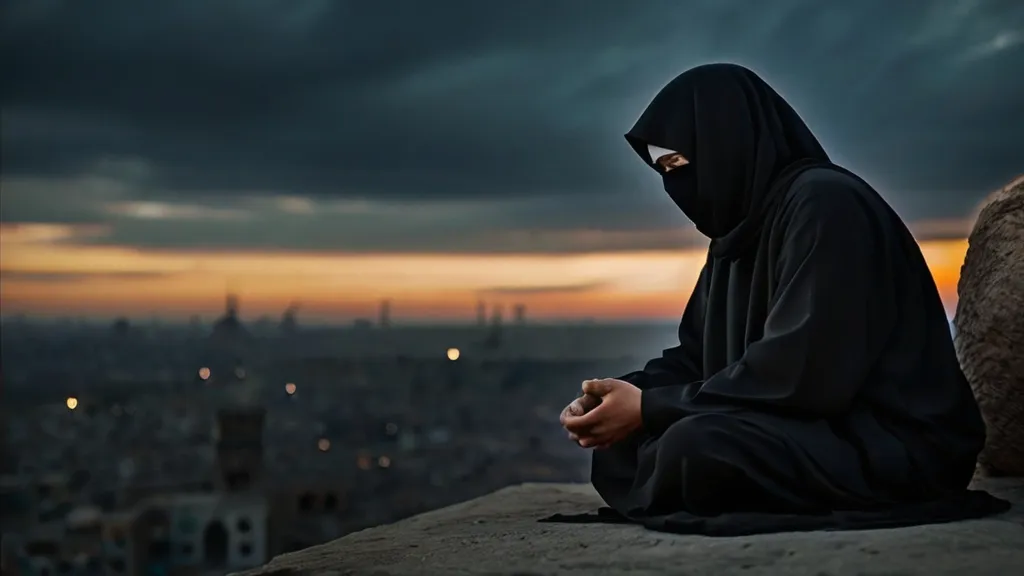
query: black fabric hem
[{"left": 538, "top": 490, "right": 1011, "bottom": 537}]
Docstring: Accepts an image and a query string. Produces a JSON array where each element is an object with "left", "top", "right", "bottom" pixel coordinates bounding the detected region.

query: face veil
[{"left": 625, "top": 64, "right": 831, "bottom": 255}]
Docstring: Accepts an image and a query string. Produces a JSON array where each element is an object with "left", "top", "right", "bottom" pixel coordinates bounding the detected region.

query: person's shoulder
[
  {"left": 779, "top": 166, "right": 873, "bottom": 223},
  {"left": 787, "top": 166, "right": 869, "bottom": 207}
]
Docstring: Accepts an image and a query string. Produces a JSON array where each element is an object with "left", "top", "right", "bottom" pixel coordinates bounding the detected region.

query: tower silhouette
[
  {"left": 513, "top": 304, "right": 526, "bottom": 325},
  {"left": 476, "top": 301, "right": 487, "bottom": 327},
  {"left": 214, "top": 407, "right": 265, "bottom": 492}
]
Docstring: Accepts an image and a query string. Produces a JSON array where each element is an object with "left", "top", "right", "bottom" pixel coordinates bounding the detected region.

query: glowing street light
[
  {"left": 446, "top": 347, "right": 460, "bottom": 361},
  {"left": 318, "top": 438, "right": 331, "bottom": 452},
  {"left": 198, "top": 367, "right": 211, "bottom": 381},
  {"left": 66, "top": 397, "right": 79, "bottom": 410},
  {"left": 285, "top": 382, "right": 297, "bottom": 395}
]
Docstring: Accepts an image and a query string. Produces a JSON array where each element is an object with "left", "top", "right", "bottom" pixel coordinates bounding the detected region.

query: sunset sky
[{"left": 2, "top": 1, "right": 1022, "bottom": 323}]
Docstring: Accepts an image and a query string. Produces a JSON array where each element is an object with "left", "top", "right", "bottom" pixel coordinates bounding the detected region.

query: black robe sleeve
[
  {"left": 641, "top": 183, "right": 879, "bottom": 435},
  {"left": 618, "top": 265, "right": 709, "bottom": 390}
]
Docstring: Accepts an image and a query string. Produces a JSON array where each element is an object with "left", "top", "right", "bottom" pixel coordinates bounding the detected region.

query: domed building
[
  {"left": 200, "top": 293, "right": 266, "bottom": 406},
  {"left": 211, "top": 294, "right": 250, "bottom": 348}
]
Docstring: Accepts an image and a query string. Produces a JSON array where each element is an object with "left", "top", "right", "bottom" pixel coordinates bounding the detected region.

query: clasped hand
[{"left": 559, "top": 378, "right": 642, "bottom": 449}]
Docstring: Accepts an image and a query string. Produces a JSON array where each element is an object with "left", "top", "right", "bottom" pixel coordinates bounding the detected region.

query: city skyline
[{"left": 1, "top": 222, "right": 967, "bottom": 322}]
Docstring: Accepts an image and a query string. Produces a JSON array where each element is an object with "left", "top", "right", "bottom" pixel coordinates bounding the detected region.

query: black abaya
[{"left": 544, "top": 64, "right": 1009, "bottom": 535}]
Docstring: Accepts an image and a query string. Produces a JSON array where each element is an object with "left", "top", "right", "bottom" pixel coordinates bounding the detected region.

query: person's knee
[
  {"left": 660, "top": 413, "right": 735, "bottom": 459},
  {"left": 660, "top": 415, "right": 753, "bottom": 515},
  {"left": 678, "top": 454, "right": 751, "bottom": 515}
]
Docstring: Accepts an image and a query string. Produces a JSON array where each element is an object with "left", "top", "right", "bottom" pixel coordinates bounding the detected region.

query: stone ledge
[{"left": 235, "top": 478, "right": 1024, "bottom": 576}]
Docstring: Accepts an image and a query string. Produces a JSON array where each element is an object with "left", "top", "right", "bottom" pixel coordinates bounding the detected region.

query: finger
[
  {"left": 571, "top": 430, "right": 591, "bottom": 447},
  {"left": 580, "top": 379, "right": 600, "bottom": 394},
  {"left": 563, "top": 414, "right": 592, "bottom": 435},
  {"left": 582, "top": 378, "right": 616, "bottom": 397},
  {"left": 580, "top": 421, "right": 621, "bottom": 448},
  {"left": 559, "top": 405, "right": 573, "bottom": 426},
  {"left": 560, "top": 398, "right": 586, "bottom": 425},
  {"left": 577, "top": 393, "right": 602, "bottom": 414},
  {"left": 564, "top": 404, "right": 606, "bottom": 432},
  {"left": 564, "top": 418, "right": 598, "bottom": 436},
  {"left": 563, "top": 420, "right": 591, "bottom": 436},
  {"left": 578, "top": 434, "right": 608, "bottom": 448}
]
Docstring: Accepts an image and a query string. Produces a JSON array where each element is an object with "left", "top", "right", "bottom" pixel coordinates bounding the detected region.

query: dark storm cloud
[{"left": 2, "top": 0, "right": 1022, "bottom": 252}]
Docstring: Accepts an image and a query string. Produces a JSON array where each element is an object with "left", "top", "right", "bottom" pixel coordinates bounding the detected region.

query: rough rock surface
[
  {"left": 234, "top": 478, "right": 1024, "bottom": 576},
  {"left": 955, "top": 174, "right": 1024, "bottom": 477}
]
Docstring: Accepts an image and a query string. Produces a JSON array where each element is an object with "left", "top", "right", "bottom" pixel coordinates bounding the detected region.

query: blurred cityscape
[{"left": 1, "top": 295, "right": 678, "bottom": 575}]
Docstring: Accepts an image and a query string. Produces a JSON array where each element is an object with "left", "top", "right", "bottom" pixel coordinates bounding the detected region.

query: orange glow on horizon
[{"left": 0, "top": 223, "right": 967, "bottom": 321}]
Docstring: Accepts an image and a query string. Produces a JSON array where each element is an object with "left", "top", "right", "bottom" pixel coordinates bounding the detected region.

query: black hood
[{"left": 626, "top": 63, "right": 830, "bottom": 255}]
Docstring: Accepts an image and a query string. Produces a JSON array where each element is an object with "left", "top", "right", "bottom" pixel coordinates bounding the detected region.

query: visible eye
[{"left": 656, "top": 153, "right": 690, "bottom": 173}]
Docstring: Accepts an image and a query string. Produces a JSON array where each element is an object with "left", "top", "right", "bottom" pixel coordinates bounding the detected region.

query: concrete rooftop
[{"left": 234, "top": 477, "right": 1024, "bottom": 576}]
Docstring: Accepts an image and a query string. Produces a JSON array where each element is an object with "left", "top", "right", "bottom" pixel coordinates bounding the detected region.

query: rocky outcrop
[
  {"left": 955, "top": 174, "right": 1024, "bottom": 477},
  {"left": 233, "top": 480, "right": 1023, "bottom": 576}
]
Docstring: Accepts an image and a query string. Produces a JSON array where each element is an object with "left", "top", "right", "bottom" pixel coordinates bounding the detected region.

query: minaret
[
  {"left": 378, "top": 299, "right": 392, "bottom": 328},
  {"left": 513, "top": 304, "right": 526, "bottom": 326},
  {"left": 476, "top": 301, "right": 487, "bottom": 327},
  {"left": 484, "top": 304, "right": 504, "bottom": 349},
  {"left": 213, "top": 407, "right": 265, "bottom": 492},
  {"left": 280, "top": 303, "right": 299, "bottom": 336},
  {"left": 226, "top": 293, "right": 239, "bottom": 320},
  {"left": 211, "top": 286, "right": 264, "bottom": 492}
]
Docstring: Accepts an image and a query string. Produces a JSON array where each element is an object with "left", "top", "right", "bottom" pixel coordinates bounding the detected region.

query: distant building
[
  {"left": 144, "top": 492, "right": 268, "bottom": 573},
  {"left": 476, "top": 301, "right": 487, "bottom": 327},
  {"left": 42, "top": 489, "right": 273, "bottom": 575},
  {"left": 484, "top": 305, "right": 504, "bottom": 349},
  {"left": 513, "top": 304, "right": 526, "bottom": 326},
  {"left": 0, "top": 474, "right": 35, "bottom": 532},
  {"left": 252, "top": 315, "right": 275, "bottom": 336},
  {"left": 206, "top": 294, "right": 253, "bottom": 385},
  {"left": 215, "top": 408, "right": 265, "bottom": 493},
  {"left": 211, "top": 294, "right": 250, "bottom": 345},
  {"left": 188, "top": 315, "right": 204, "bottom": 338},
  {"left": 280, "top": 304, "right": 300, "bottom": 336},
  {"left": 378, "top": 300, "right": 392, "bottom": 328},
  {"left": 110, "top": 317, "right": 131, "bottom": 339},
  {"left": 0, "top": 367, "right": 13, "bottom": 474},
  {"left": 5, "top": 366, "right": 355, "bottom": 574}
]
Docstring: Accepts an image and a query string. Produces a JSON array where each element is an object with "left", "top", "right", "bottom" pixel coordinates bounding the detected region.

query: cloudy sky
[{"left": 1, "top": 0, "right": 1021, "bottom": 321}]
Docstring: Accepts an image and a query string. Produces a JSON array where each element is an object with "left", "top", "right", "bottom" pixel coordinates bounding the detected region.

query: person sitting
[{"left": 553, "top": 63, "right": 1009, "bottom": 536}]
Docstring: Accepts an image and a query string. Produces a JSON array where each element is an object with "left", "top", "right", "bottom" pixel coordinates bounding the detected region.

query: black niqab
[
  {"left": 625, "top": 63, "right": 829, "bottom": 257},
  {"left": 542, "top": 64, "right": 1009, "bottom": 535}
]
